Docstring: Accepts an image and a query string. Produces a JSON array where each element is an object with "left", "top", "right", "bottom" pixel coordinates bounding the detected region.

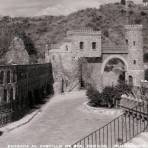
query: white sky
[{"left": 0, "top": 0, "right": 143, "bottom": 17}]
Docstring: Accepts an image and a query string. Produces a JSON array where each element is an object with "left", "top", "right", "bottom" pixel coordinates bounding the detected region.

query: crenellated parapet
[
  {"left": 125, "top": 25, "right": 143, "bottom": 31},
  {"left": 125, "top": 24, "right": 143, "bottom": 50},
  {"left": 67, "top": 28, "right": 101, "bottom": 36}
]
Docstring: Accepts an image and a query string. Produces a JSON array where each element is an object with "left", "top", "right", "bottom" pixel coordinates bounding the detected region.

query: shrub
[
  {"left": 86, "top": 86, "right": 103, "bottom": 107},
  {"left": 115, "top": 82, "right": 132, "bottom": 96},
  {"left": 141, "top": 11, "right": 147, "bottom": 16},
  {"left": 86, "top": 86, "right": 117, "bottom": 108},
  {"left": 86, "top": 83, "right": 132, "bottom": 108},
  {"left": 102, "top": 87, "right": 117, "bottom": 108}
]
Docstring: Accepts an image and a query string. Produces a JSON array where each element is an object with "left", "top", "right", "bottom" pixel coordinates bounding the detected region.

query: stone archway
[
  {"left": 101, "top": 55, "right": 128, "bottom": 87},
  {"left": 101, "top": 55, "right": 128, "bottom": 75}
]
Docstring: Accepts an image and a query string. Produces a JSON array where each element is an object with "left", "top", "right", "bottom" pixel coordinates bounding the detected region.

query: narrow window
[
  {"left": 4, "top": 89, "right": 7, "bottom": 102},
  {"left": 129, "top": 75, "right": 133, "bottom": 86},
  {"left": 92, "top": 42, "right": 96, "bottom": 50},
  {"left": 133, "top": 60, "right": 136, "bottom": 64},
  {"left": 126, "top": 39, "right": 128, "bottom": 45},
  {"left": 13, "top": 71, "right": 16, "bottom": 82},
  {"left": 52, "top": 55, "right": 55, "bottom": 61},
  {"left": 10, "top": 88, "right": 13, "bottom": 101},
  {"left": 133, "top": 41, "right": 136, "bottom": 46},
  {"left": 80, "top": 42, "right": 84, "bottom": 50},
  {"left": 7, "top": 71, "right": 11, "bottom": 83},
  {"left": 66, "top": 45, "right": 68, "bottom": 51},
  {"left": 0, "top": 71, "right": 4, "bottom": 84}
]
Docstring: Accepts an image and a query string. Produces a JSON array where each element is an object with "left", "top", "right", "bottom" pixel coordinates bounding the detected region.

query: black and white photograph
[{"left": 0, "top": 0, "right": 147, "bottom": 148}]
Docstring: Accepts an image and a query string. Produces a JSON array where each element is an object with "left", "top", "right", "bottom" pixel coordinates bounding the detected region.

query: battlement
[
  {"left": 67, "top": 28, "right": 101, "bottom": 36},
  {"left": 125, "top": 25, "right": 143, "bottom": 31}
]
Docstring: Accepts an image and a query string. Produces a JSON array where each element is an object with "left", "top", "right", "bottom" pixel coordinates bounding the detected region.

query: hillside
[{"left": 0, "top": 2, "right": 148, "bottom": 63}]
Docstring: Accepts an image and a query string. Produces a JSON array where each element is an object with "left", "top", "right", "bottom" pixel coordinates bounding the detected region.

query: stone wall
[
  {"left": 82, "top": 58, "right": 102, "bottom": 91},
  {"left": 50, "top": 52, "right": 80, "bottom": 94}
]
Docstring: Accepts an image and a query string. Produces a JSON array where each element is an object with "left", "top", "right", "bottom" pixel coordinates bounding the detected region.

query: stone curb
[
  {"left": 82, "top": 102, "right": 123, "bottom": 116},
  {"left": 0, "top": 109, "right": 41, "bottom": 134}
]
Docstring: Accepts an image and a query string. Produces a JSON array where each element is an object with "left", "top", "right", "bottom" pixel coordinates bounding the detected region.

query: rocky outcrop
[{"left": 5, "top": 37, "right": 30, "bottom": 65}]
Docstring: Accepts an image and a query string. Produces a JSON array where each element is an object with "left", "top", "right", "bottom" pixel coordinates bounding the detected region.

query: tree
[{"left": 121, "top": 0, "right": 126, "bottom": 5}]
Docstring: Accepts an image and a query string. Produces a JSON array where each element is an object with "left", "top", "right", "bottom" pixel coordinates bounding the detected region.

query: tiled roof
[{"left": 102, "top": 46, "right": 128, "bottom": 54}]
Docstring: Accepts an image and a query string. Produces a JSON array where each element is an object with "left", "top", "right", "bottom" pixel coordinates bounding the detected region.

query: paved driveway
[{"left": 0, "top": 91, "right": 114, "bottom": 147}]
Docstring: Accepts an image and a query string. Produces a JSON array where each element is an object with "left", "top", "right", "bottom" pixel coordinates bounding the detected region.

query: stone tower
[{"left": 125, "top": 25, "right": 144, "bottom": 86}]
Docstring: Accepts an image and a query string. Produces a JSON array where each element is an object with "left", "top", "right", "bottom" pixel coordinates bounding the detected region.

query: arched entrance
[
  {"left": 101, "top": 55, "right": 128, "bottom": 87},
  {"left": 128, "top": 75, "right": 133, "bottom": 87}
]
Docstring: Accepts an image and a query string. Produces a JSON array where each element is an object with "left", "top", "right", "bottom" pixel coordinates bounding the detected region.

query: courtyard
[{"left": 0, "top": 91, "right": 119, "bottom": 147}]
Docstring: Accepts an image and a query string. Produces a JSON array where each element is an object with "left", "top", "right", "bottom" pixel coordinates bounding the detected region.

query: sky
[{"left": 0, "top": 0, "right": 143, "bottom": 17}]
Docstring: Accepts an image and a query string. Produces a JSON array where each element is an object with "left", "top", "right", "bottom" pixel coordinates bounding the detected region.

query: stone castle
[{"left": 45, "top": 25, "right": 145, "bottom": 94}]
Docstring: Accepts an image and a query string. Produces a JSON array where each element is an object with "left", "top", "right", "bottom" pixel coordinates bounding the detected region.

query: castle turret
[{"left": 125, "top": 25, "right": 144, "bottom": 86}]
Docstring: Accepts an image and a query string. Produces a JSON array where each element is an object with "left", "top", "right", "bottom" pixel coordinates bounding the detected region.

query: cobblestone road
[{"left": 0, "top": 91, "right": 114, "bottom": 148}]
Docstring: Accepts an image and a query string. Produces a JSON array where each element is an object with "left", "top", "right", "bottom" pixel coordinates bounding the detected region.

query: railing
[
  {"left": 0, "top": 103, "right": 13, "bottom": 128},
  {"left": 71, "top": 101, "right": 148, "bottom": 148},
  {"left": 0, "top": 103, "right": 12, "bottom": 113}
]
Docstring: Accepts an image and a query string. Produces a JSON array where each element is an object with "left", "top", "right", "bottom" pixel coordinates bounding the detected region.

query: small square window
[
  {"left": 92, "top": 42, "right": 96, "bottom": 50},
  {"left": 133, "top": 60, "right": 136, "bottom": 64}
]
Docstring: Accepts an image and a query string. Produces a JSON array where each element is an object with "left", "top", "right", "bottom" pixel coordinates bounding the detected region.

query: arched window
[
  {"left": 0, "top": 71, "right": 4, "bottom": 84},
  {"left": 7, "top": 71, "right": 11, "bottom": 83},
  {"left": 129, "top": 75, "right": 133, "bottom": 86},
  {"left": 80, "top": 42, "right": 84, "bottom": 50}
]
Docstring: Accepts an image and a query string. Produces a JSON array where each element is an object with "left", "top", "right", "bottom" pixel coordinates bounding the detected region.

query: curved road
[{"left": 0, "top": 91, "right": 114, "bottom": 147}]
